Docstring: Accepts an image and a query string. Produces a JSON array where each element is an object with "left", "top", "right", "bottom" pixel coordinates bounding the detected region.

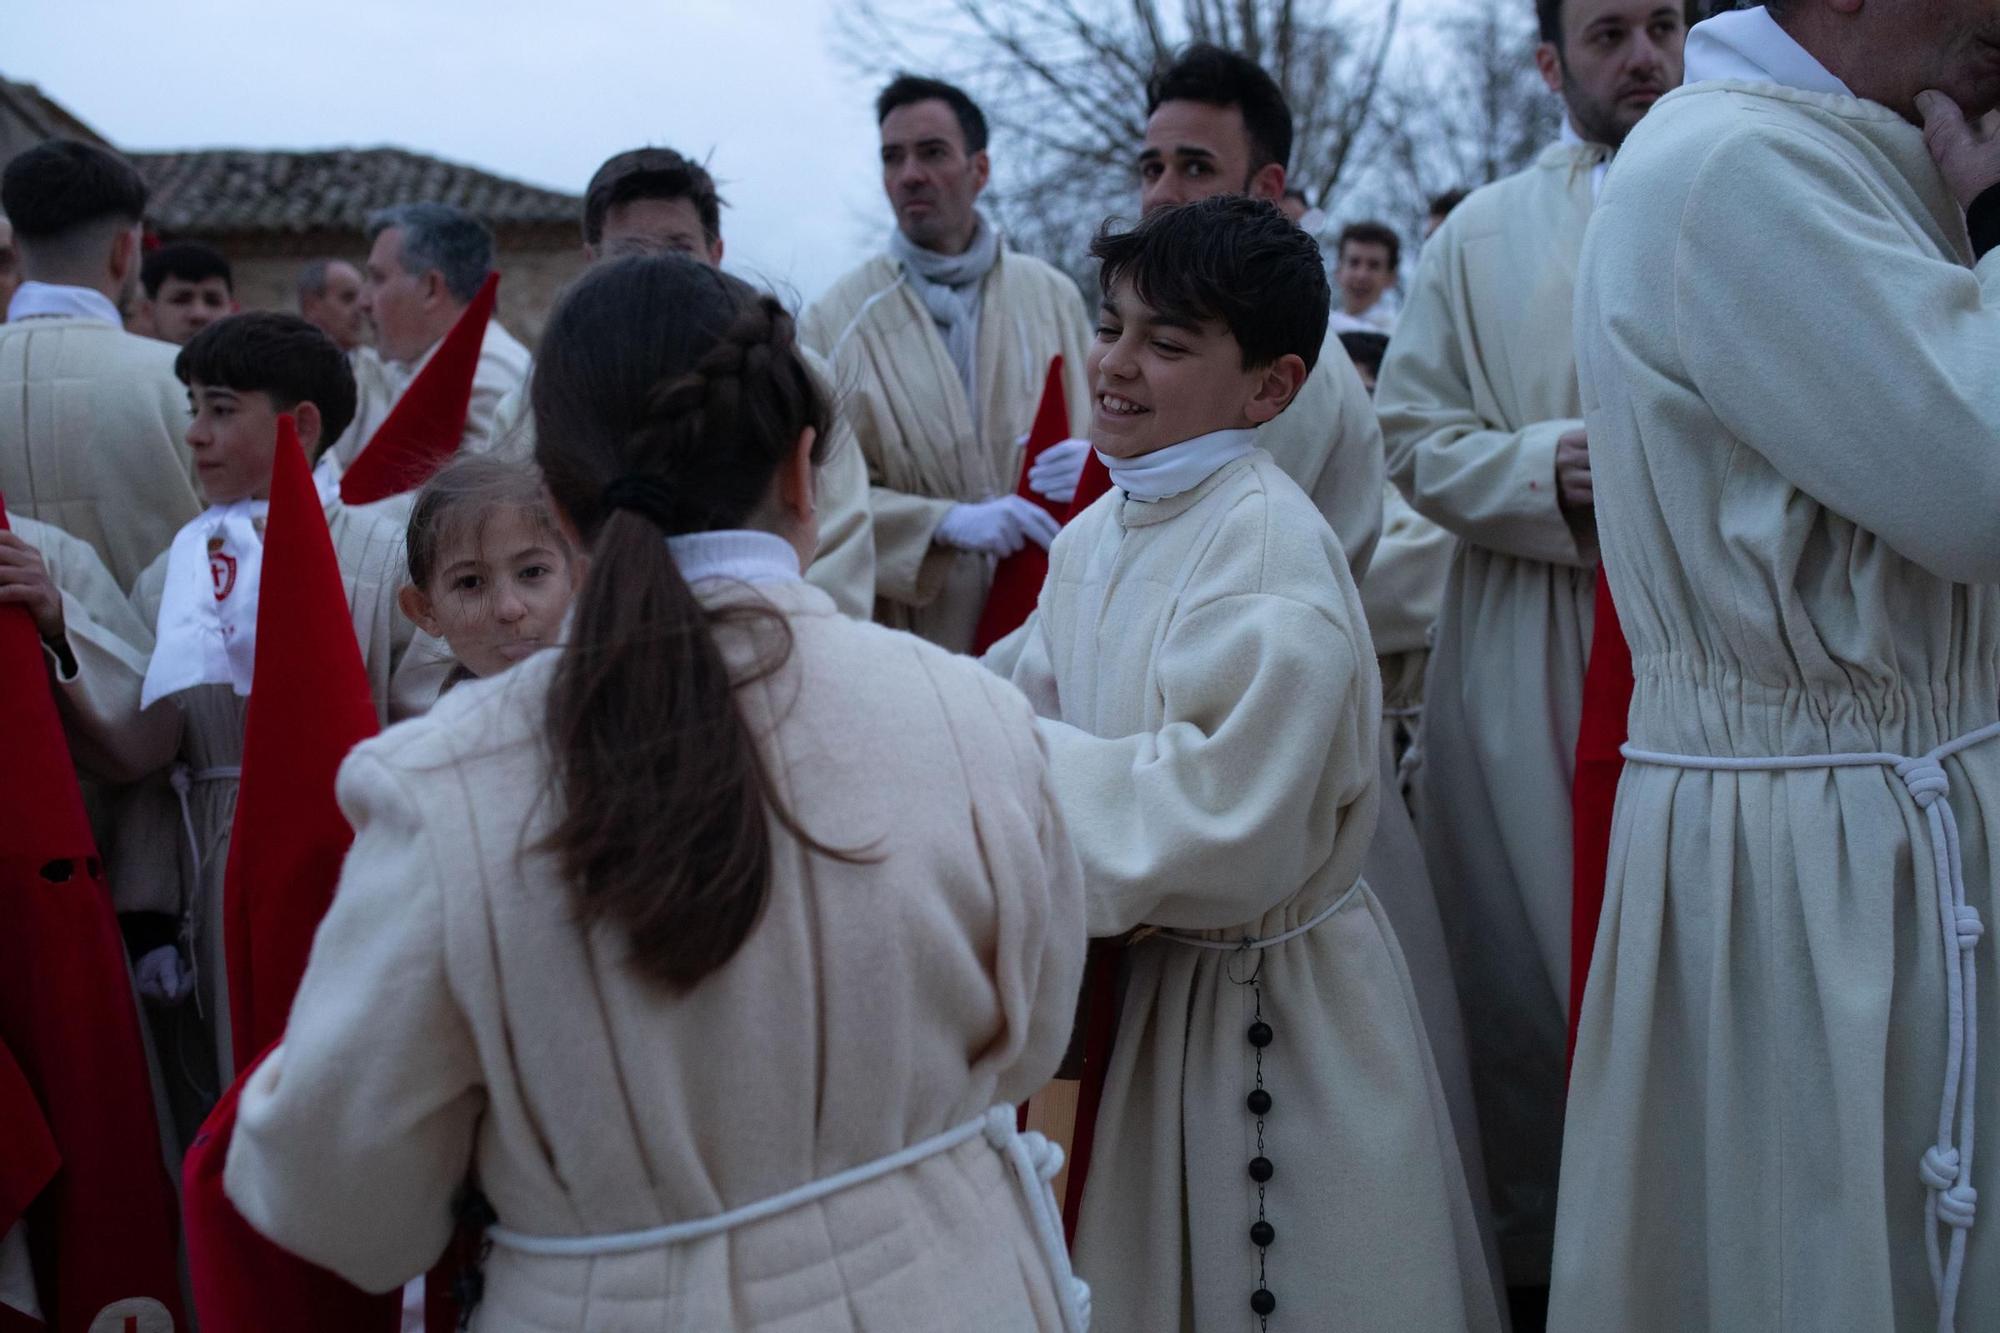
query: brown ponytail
[{"left": 530, "top": 253, "right": 855, "bottom": 991}]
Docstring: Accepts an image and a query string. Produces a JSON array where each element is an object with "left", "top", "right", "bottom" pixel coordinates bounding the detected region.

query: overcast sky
[{"left": 7, "top": 0, "right": 892, "bottom": 305}]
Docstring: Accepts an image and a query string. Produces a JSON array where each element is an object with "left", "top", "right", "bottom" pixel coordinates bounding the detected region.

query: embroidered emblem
[
  {"left": 207, "top": 536, "right": 237, "bottom": 601},
  {"left": 89, "top": 1297, "right": 177, "bottom": 1333}
]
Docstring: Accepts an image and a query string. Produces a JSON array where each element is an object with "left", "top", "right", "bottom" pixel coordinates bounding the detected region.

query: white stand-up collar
[
  {"left": 1099, "top": 428, "right": 1258, "bottom": 503},
  {"left": 6, "top": 281, "right": 123, "bottom": 327},
  {"left": 667, "top": 529, "right": 802, "bottom": 585},
  {"left": 1684, "top": 7, "right": 1853, "bottom": 96},
  {"left": 1560, "top": 119, "right": 1614, "bottom": 202}
]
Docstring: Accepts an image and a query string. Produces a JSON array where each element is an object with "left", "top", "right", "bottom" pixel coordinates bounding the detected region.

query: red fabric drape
[
  {"left": 1569, "top": 566, "right": 1634, "bottom": 1067},
  {"left": 971, "top": 358, "right": 1071, "bottom": 653},
  {"left": 0, "top": 506, "right": 183, "bottom": 1332}
]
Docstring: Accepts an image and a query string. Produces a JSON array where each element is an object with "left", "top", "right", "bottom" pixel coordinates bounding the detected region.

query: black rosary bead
[
  {"left": 1251, "top": 1289, "right": 1277, "bottom": 1316},
  {"left": 1250, "top": 1219, "right": 1275, "bottom": 1247},
  {"left": 1247, "top": 1020, "right": 1273, "bottom": 1048},
  {"left": 1248, "top": 1155, "right": 1274, "bottom": 1183},
  {"left": 1247, "top": 1087, "right": 1272, "bottom": 1116}
]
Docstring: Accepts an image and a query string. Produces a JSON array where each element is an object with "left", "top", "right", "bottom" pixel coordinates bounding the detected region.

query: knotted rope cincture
[{"left": 1622, "top": 717, "right": 2000, "bottom": 1333}]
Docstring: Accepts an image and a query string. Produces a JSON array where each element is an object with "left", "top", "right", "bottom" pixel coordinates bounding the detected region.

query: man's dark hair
[
  {"left": 582, "top": 147, "right": 725, "bottom": 248},
  {"left": 1338, "top": 220, "right": 1401, "bottom": 271},
  {"left": 875, "top": 75, "right": 988, "bottom": 155},
  {"left": 1537, "top": 0, "right": 1563, "bottom": 44},
  {"left": 365, "top": 202, "right": 493, "bottom": 304},
  {"left": 1427, "top": 187, "right": 1470, "bottom": 220},
  {"left": 1145, "top": 44, "right": 1294, "bottom": 174},
  {"left": 141, "top": 241, "right": 232, "bottom": 299},
  {"left": 1337, "top": 330, "right": 1390, "bottom": 380},
  {"left": 0, "top": 139, "right": 149, "bottom": 243},
  {"left": 1091, "top": 195, "right": 1329, "bottom": 374},
  {"left": 174, "top": 312, "right": 358, "bottom": 446}
]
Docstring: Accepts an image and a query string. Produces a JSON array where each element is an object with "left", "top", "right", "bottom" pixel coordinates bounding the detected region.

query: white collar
[
  {"left": 1560, "top": 119, "right": 1614, "bottom": 202},
  {"left": 1684, "top": 7, "right": 1853, "bottom": 97},
  {"left": 6, "top": 281, "right": 123, "bottom": 327},
  {"left": 1098, "top": 428, "right": 1258, "bottom": 503},
  {"left": 667, "top": 529, "right": 802, "bottom": 585}
]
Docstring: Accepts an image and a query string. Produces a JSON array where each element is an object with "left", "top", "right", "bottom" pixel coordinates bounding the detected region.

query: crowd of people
[{"left": 2, "top": 0, "right": 1999, "bottom": 1329}]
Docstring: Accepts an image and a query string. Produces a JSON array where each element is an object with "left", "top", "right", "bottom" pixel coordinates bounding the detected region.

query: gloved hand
[
  {"left": 935, "top": 495, "right": 1061, "bottom": 557},
  {"left": 1027, "top": 438, "right": 1092, "bottom": 507},
  {"left": 134, "top": 944, "right": 194, "bottom": 1007}
]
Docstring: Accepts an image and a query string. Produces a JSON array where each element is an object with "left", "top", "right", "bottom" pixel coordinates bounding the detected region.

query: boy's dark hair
[
  {"left": 1427, "top": 187, "right": 1470, "bottom": 220},
  {"left": 582, "top": 147, "right": 724, "bottom": 248},
  {"left": 1145, "top": 44, "right": 1294, "bottom": 174},
  {"left": 1091, "top": 195, "right": 1329, "bottom": 375},
  {"left": 1338, "top": 220, "right": 1401, "bottom": 270},
  {"left": 1337, "top": 330, "right": 1390, "bottom": 380},
  {"left": 874, "top": 75, "right": 988, "bottom": 155},
  {"left": 0, "top": 140, "right": 149, "bottom": 243},
  {"left": 142, "top": 241, "right": 233, "bottom": 299},
  {"left": 174, "top": 312, "right": 358, "bottom": 447}
]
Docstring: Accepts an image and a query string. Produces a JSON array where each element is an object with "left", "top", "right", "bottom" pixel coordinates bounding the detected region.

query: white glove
[
  {"left": 935, "top": 495, "right": 1061, "bottom": 557},
  {"left": 1027, "top": 438, "right": 1092, "bottom": 507},
  {"left": 135, "top": 944, "right": 194, "bottom": 1007}
]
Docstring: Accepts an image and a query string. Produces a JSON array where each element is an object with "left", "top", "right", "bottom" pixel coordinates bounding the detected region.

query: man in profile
[{"left": 297, "top": 257, "right": 367, "bottom": 352}]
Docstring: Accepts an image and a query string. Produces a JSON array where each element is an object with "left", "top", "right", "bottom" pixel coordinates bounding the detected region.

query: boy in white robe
[
  {"left": 992, "top": 195, "right": 1498, "bottom": 1332},
  {"left": 129, "top": 312, "right": 419, "bottom": 1149}
]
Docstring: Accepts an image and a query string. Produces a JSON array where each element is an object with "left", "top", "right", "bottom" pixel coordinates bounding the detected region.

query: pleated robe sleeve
[
  {"left": 223, "top": 745, "right": 484, "bottom": 1293},
  {"left": 1377, "top": 224, "right": 1590, "bottom": 569},
  {"left": 18, "top": 514, "right": 181, "bottom": 783},
  {"left": 1019, "top": 589, "right": 1375, "bottom": 938},
  {"left": 1664, "top": 127, "right": 2000, "bottom": 583}
]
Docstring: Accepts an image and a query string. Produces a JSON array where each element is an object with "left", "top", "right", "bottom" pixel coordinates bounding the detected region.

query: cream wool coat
[
  {"left": 998, "top": 451, "right": 1499, "bottom": 1333},
  {"left": 1375, "top": 138, "right": 1605, "bottom": 1284},
  {"left": 0, "top": 318, "right": 198, "bottom": 590},
  {"left": 128, "top": 496, "right": 418, "bottom": 1149},
  {"left": 325, "top": 320, "right": 533, "bottom": 470},
  {"left": 224, "top": 581, "right": 1087, "bottom": 1330},
  {"left": 1252, "top": 333, "right": 1386, "bottom": 577},
  {"left": 1554, "top": 80, "right": 2000, "bottom": 1332},
  {"left": 799, "top": 249, "right": 1091, "bottom": 652},
  {"left": 479, "top": 348, "right": 880, "bottom": 621}
]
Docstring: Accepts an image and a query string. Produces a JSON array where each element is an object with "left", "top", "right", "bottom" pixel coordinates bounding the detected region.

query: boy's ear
[
  {"left": 1244, "top": 353, "right": 1309, "bottom": 426},
  {"left": 396, "top": 584, "right": 444, "bottom": 638},
  {"left": 290, "top": 400, "right": 323, "bottom": 455}
]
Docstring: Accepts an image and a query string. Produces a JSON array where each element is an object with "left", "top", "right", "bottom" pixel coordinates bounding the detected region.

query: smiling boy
[
  {"left": 989, "top": 195, "right": 1499, "bottom": 1331},
  {"left": 126, "top": 311, "right": 423, "bottom": 1148}
]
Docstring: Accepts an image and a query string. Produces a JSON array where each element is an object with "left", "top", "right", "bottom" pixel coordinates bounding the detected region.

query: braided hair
[{"left": 531, "top": 252, "right": 855, "bottom": 991}]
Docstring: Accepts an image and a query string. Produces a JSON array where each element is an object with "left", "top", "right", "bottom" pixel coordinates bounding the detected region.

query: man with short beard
[
  {"left": 801, "top": 76, "right": 1091, "bottom": 652},
  {"left": 1556, "top": 3, "right": 2000, "bottom": 1327},
  {"left": 1373, "top": 0, "right": 1683, "bottom": 1311}
]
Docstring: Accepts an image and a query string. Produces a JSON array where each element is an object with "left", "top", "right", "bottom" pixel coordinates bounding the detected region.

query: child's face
[
  {"left": 400, "top": 505, "right": 575, "bottom": 679},
  {"left": 185, "top": 383, "right": 313, "bottom": 505},
  {"left": 1086, "top": 274, "right": 1296, "bottom": 460}
]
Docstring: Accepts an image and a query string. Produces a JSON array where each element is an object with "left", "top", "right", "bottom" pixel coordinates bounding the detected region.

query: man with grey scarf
[{"left": 800, "top": 75, "right": 1093, "bottom": 653}]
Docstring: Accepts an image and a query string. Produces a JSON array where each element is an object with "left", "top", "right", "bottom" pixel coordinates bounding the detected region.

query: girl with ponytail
[{"left": 220, "top": 252, "right": 1091, "bottom": 1331}]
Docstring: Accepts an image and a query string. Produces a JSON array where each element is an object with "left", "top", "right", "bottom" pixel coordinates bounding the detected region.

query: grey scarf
[{"left": 889, "top": 215, "right": 1001, "bottom": 412}]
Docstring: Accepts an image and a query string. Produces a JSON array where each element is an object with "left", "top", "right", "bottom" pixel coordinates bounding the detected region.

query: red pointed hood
[
  {"left": 0, "top": 507, "right": 95, "bottom": 851},
  {"left": 224, "top": 415, "right": 381, "bottom": 1067},
  {"left": 339, "top": 271, "right": 499, "bottom": 506},
  {"left": 969, "top": 358, "right": 1072, "bottom": 654}
]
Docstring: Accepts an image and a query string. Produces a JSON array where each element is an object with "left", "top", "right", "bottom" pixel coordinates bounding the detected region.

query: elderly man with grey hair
[{"left": 323, "top": 201, "right": 530, "bottom": 471}]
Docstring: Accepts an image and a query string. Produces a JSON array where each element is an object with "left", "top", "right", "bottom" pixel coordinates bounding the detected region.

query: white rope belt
[
  {"left": 1622, "top": 717, "right": 2000, "bottom": 1333},
  {"left": 486, "top": 1105, "right": 1090, "bottom": 1332},
  {"left": 1160, "top": 880, "right": 1363, "bottom": 951},
  {"left": 168, "top": 763, "right": 242, "bottom": 894}
]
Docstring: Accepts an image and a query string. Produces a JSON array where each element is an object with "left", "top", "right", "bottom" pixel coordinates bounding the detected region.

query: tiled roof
[{"left": 129, "top": 147, "right": 580, "bottom": 236}]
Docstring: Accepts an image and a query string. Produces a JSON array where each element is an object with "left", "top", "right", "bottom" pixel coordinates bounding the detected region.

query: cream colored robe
[
  {"left": 128, "top": 497, "right": 418, "bottom": 1149},
  {"left": 1360, "top": 481, "right": 1454, "bottom": 724},
  {"left": 0, "top": 318, "right": 198, "bottom": 590},
  {"left": 997, "top": 451, "right": 1498, "bottom": 1332},
  {"left": 10, "top": 512, "right": 179, "bottom": 785},
  {"left": 479, "top": 349, "right": 880, "bottom": 620},
  {"left": 1375, "top": 139, "right": 1604, "bottom": 1284},
  {"left": 799, "top": 249, "right": 1091, "bottom": 651},
  {"left": 1553, "top": 80, "right": 2000, "bottom": 1332},
  {"left": 224, "top": 581, "right": 1087, "bottom": 1330},
  {"left": 1257, "top": 332, "right": 1386, "bottom": 578},
  {"left": 325, "top": 319, "right": 533, "bottom": 470}
]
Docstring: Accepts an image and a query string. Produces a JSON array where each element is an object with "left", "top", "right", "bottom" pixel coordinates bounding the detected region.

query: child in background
[{"left": 398, "top": 454, "right": 577, "bottom": 686}]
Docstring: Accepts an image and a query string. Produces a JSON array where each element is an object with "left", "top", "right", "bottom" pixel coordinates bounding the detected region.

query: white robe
[
  {"left": 128, "top": 496, "right": 419, "bottom": 1150},
  {"left": 1359, "top": 481, "right": 1455, "bottom": 768},
  {"left": 224, "top": 582, "right": 1087, "bottom": 1329},
  {"left": 997, "top": 450, "right": 1499, "bottom": 1332},
  {"left": 799, "top": 249, "right": 1092, "bottom": 652},
  {"left": 479, "top": 348, "right": 880, "bottom": 621},
  {"left": 1375, "top": 137, "right": 1606, "bottom": 1285},
  {"left": 325, "top": 319, "right": 532, "bottom": 470},
  {"left": 0, "top": 318, "right": 199, "bottom": 590},
  {"left": 1554, "top": 72, "right": 2000, "bottom": 1332},
  {"left": 1252, "top": 335, "right": 1386, "bottom": 578}
]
